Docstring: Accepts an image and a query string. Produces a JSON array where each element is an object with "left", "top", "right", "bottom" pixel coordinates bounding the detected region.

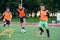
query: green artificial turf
[{"left": 0, "top": 24, "right": 60, "bottom": 40}]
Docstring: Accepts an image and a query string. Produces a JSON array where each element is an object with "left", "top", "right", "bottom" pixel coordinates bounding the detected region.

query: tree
[{"left": 0, "top": 0, "right": 60, "bottom": 17}]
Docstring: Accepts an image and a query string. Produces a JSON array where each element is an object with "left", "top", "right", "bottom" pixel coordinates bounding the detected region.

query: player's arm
[
  {"left": 40, "top": 10, "right": 41, "bottom": 17},
  {"left": 24, "top": 8, "right": 27, "bottom": 23},
  {"left": 24, "top": 8, "right": 27, "bottom": 18},
  {"left": 46, "top": 11, "right": 50, "bottom": 17},
  {"left": 17, "top": 9, "right": 20, "bottom": 18},
  {"left": 0, "top": 12, "right": 5, "bottom": 19},
  {"left": 10, "top": 12, "right": 12, "bottom": 20}
]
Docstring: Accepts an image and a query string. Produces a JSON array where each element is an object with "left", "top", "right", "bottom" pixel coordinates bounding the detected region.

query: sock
[
  {"left": 39, "top": 28, "right": 44, "bottom": 32},
  {"left": 46, "top": 29, "right": 50, "bottom": 37},
  {"left": 39, "top": 28, "right": 44, "bottom": 35},
  {"left": 22, "top": 27, "right": 25, "bottom": 29},
  {"left": 3, "top": 24, "right": 6, "bottom": 27}
]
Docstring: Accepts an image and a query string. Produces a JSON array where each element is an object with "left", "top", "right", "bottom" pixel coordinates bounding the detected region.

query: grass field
[
  {"left": 12, "top": 17, "right": 57, "bottom": 23},
  {"left": 0, "top": 24, "right": 60, "bottom": 40},
  {"left": 0, "top": 17, "right": 57, "bottom": 23}
]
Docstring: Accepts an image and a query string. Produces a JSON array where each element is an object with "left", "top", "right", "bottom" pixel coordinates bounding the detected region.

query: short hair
[
  {"left": 18, "top": 4, "right": 22, "bottom": 6},
  {"left": 40, "top": 3, "right": 45, "bottom": 6},
  {"left": 5, "top": 7, "right": 10, "bottom": 11}
]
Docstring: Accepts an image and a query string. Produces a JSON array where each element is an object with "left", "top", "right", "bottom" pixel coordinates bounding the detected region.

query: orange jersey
[
  {"left": 40, "top": 10, "right": 48, "bottom": 21},
  {"left": 4, "top": 11, "right": 11, "bottom": 20},
  {"left": 18, "top": 8, "right": 25, "bottom": 18}
]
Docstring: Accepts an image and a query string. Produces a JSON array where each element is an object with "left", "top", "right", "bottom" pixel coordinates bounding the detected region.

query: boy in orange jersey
[
  {"left": 38, "top": 4, "right": 50, "bottom": 37},
  {"left": 18, "top": 4, "right": 27, "bottom": 33},
  {"left": 0, "top": 7, "right": 12, "bottom": 32}
]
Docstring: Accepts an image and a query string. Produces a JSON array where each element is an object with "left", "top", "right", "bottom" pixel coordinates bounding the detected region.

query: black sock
[
  {"left": 46, "top": 29, "right": 50, "bottom": 37},
  {"left": 3, "top": 24, "right": 6, "bottom": 27},
  {"left": 39, "top": 28, "right": 44, "bottom": 32},
  {"left": 39, "top": 28, "right": 44, "bottom": 35},
  {"left": 22, "top": 27, "right": 25, "bottom": 29}
]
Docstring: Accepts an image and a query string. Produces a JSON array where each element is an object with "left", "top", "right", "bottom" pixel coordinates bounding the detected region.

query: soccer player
[
  {"left": 18, "top": 4, "right": 27, "bottom": 33},
  {"left": 0, "top": 7, "right": 12, "bottom": 32},
  {"left": 38, "top": 4, "right": 50, "bottom": 37}
]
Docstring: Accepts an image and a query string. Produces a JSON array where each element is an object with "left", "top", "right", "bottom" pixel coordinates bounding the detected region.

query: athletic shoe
[{"left": 21, "top": 29, "right": 26, "bottom": 33}]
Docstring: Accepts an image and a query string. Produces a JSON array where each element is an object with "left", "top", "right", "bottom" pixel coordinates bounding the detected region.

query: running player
[
  {"left": 0, "top": 7, "right": 12, "bottom": 32},
  {"left": 18, "top": 4, "right": 27, "bottom": 33},
  {"left": 38, "top": 3, "right": 50, "bottom": 37}
]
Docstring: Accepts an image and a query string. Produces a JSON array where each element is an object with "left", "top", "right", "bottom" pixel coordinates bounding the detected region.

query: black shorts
[
  {"left": 20, "top": 17, "right": 26, "bottom": 23},
  {"left": 5, "top": 19, "right": 10, "bottom": 25}
]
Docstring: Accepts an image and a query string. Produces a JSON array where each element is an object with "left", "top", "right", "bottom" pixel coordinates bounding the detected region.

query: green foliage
[{"left": 0, "top": 0, "right": 60, "bottom": 17}]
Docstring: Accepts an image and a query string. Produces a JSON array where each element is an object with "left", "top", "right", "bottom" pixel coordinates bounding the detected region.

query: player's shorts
[
  {"left": 39, "top": 21, "right": 48, "bottom": 28},
  {"left": 20, "top": 16, "right": 26, "bottom": 23},
  {"left": 5, "top": 19, "right": 10, "bottom": 25}
]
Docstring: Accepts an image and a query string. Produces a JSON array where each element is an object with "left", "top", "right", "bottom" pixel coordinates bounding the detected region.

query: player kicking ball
[
  {"left": 18, "top": 4, "right": 27, "bottom": 33},
  {"left": 0, "top": 7, "right": 12, "bottom": 33},
  {"left": 38, "top": 3, "right": 50, "bottom": 37}
]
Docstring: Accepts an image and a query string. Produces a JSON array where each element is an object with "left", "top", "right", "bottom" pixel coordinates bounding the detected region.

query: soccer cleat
[{"left": 21, "top": 29, "right": 26, "bottom": 33}]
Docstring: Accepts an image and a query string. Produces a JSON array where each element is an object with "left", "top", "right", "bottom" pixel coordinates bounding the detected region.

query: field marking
[{"left": 0, "top": 28, "right": 15, "bottom": 38}]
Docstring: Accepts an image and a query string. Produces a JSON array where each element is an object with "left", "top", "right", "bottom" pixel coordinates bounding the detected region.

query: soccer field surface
[{"left": 0, "top": 24, "right": 60, "bottom": 40}]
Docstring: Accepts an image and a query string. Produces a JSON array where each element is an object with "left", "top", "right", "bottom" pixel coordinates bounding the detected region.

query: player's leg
[
  {"left": 20, "top": 18, "right": 23, "bottom": 31},
  {"left": 44, "top": 22, "right": 50, "bottom": 37},
  {"left": 46, "top": 28, "right": 50, "bottom": 37},
  {"left": 38, "top": 21, "right": 44, "bottom": 35},
  {"left": 3, "top": 19, "right": 6, "bottom": 27},
  {"left": 20, "top": 18, "right": 23, "bottom": 27},
  {"left": 23, "top": 18, "right": 26, "bottom": 29},
  {"left": 21, "top": 23, "right": 26, "bottom": 32},
  {"left": 22, "top": 18, "right": 26, "bottom": 33},
  {"left": 20, "top": 18, "right": 26, "bottom": 33},
  {"left": 39, "top": 27, "right": 44, "bottom": 35},
  {"left": 6, "top": 20, "right": 10, "bottom": 33}
]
